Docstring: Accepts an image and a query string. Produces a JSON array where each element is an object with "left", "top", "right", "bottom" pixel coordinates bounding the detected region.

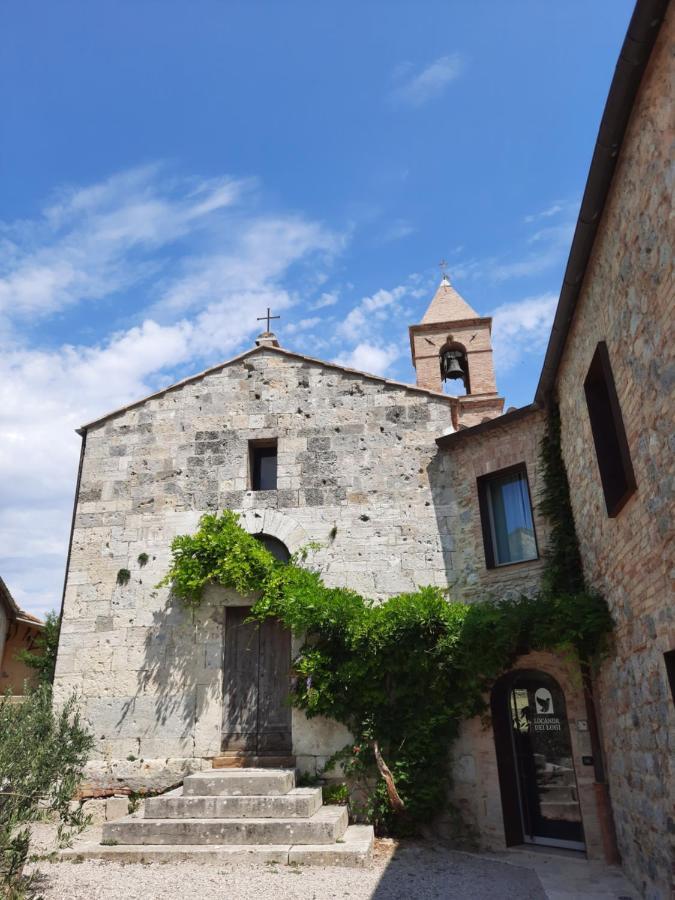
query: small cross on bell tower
[
  {"left": 438, "top": 259, "right": 451, "bottom": 286},
  {"left": 255, "top": 307, "right": 281, "bottom": 348}
]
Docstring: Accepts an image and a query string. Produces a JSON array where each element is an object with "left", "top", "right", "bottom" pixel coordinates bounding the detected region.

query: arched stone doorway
[{"left": 491, "top": 669, "right": 586, "bottom": 851}]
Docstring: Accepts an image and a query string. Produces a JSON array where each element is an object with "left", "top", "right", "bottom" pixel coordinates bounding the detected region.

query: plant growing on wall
[
  {"left": 16, "top": 611, "right": 61, "bottom": 686},
  {"left": 538, "top": 403, "right": 586, "bottom": 597},
  {"left": 160, "top": 510, "right": 612, "bottom": 834}
]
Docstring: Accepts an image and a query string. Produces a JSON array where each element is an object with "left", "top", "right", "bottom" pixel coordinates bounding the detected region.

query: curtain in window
[{"left": 488, "top": 472, "right": 536, "bottom": 564}]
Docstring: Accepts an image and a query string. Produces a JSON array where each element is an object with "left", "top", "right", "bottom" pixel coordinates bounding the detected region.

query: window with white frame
[{"left": 478, "top": 465, "right": 538, "bottom": 567}]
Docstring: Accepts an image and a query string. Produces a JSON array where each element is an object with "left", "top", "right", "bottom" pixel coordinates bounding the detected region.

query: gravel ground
[{"left": 25, "top": 826, "right": 546, "bottom": 900}]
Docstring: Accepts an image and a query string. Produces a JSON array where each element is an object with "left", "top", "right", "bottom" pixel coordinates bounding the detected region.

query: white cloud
[
  {"left": 391, "top": 54, "right": 463, "bottom": 107},
  {"left": 284, "top": 316, "right": 322, "bottom": 336},
  {"left": 311, "top": 291, "right": 339, "bottom": 310},
  {"left": 524, "top": 203, "right": 563, "bottom": 224},
  {"left": 0, "top": 166, "right": 252, "bottom": 323},
  {"left": 0, "top": 166, "right": 344, "bottom": 617},
  {"left": 490, "top": 293, "right": 558, "bottom": 373},
  {"left": 378, "top": 219, "right": 415, "bottom": 244},
  {"left": 333, "top": 342, "right": 401, "bottom": 376},
  {"left": 337, "top": 285, "right": 407, "bottom": 342},
  {"left": 448, "top": 216, "right": 575, "bottom": 284},
  {"left": 490, "top": 222, "right": 574, "bottom": 281}
]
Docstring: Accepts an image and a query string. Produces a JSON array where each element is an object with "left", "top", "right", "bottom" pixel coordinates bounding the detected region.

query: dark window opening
[
  {"left": 478, "top": 464, "right": 538, "bottom": 568},
  {"left": 664, "top": 650, "right": 675, "bottom": 707},
  {"left": 254, "top": 534, "right": 290, "bottom": 563},
  {"left": 583, "top": 342, "right": 636, "bottom": 517},
  {"left": 250, "top": 441, "right": 278, "bottom": 491}
]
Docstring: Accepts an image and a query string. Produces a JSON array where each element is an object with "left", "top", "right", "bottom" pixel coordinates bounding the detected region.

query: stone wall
[
  {"left": 555, "top": 9, "right": 674, "bottom": 898},
  {"left": 55, "top": 349, "right": 467, "bottom": 788},
  {"left": 431, "top": 408, "right": 548, "bottom": 601}
]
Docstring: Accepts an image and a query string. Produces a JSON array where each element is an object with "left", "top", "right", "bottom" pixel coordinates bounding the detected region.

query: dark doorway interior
[
  {"left": 254, "top": 533, "right": 291, "bottom": 563},
  {"left": 221, "top": 606, "right": 292, "bottom": 754},
  {"left": 492, "top": 670, "right": 585, "bottom": 851}
]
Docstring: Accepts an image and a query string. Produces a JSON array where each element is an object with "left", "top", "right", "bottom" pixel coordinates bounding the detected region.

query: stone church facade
[{"left": 54, "top": 1, "right": 672, "bottom": 895}]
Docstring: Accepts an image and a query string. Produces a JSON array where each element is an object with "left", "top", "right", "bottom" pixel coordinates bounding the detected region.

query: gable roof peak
[
  {"left": 255, "top": 330, "right": 280, "bottom": 348},
  {"left": 421, "top": 277, "right": 479, "bottom": 324}
]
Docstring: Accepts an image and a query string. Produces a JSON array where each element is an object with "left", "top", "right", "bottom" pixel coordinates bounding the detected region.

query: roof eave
[
  {"left": 534, "top": 0, "right": 669, "bottom": 406},
  {"left": 77, "top": 343, "right": 458, "bottom": 433},
  {"left": 435, "top": 403, "right": 541, "bottom": 447}
]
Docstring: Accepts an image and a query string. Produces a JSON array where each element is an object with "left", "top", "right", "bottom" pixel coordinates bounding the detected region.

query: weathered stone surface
[
  {"left": 61, "top": 843, "right": 292, "bottom": 865},
  {"left": 182, "top": 769, "right": 294, "bottom": 797},
  {"left": 553, "top": 10, "right": 674, "bottom": 898},
  {"left": 287, "top": 824, "right": 374, "bottom": 867},
  {"left": 102, "top": 805, "right": 348, "bottom": 846},
  {"left": 105, "top": 797, "right": 131, "bottom": 821},
  {"left": 60, "top": 825, "right": 373, "bottom": 867},
  {"left": 55, "top": 351, "right": 461, "bottom": 783},
  {"left": 145, "top": 786, "right": 322, "bottom": 819}
]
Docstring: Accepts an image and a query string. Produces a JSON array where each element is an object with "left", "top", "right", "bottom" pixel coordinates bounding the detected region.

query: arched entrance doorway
[
  {"left": 221, "top": 536, "right": 292, "bottom": 757},
  {"left": 492, "top": 670, "right": 585, "bottom": 851}
]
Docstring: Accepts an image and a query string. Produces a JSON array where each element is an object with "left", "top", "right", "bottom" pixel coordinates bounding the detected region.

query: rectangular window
[
  {"left": 584, "top": 341, "right": 636, "bottom": 517},
  {"left": 250, "top": 440, "right": 278, "bottom": 491},
  {"left": 478, "top": 465, "right": 538, "bottom": 568}
]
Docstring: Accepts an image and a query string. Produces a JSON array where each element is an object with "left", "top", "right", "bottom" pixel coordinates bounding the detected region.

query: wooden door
[{"left": 221, "top": 607, "right": 292, "bottom": 754}]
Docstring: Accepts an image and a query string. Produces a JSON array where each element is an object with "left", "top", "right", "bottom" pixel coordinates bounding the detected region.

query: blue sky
[{"left": 0, "top": 0, "right": 635, "bottom": 615}]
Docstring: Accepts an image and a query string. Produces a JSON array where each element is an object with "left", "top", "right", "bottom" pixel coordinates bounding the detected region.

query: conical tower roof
[{"left": 421, "top": 276, "right": 479, "bottom": 323}]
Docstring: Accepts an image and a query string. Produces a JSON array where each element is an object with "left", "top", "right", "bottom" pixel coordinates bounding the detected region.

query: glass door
[{"left": 508, "top": 672, "right": 585, "bottom": 850}]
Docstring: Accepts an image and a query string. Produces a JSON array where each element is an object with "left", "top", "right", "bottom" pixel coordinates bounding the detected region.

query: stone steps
[
  {"left": 183, "top": 769, "right": 294, "bottom": 797},
  {"left": 103, "top": 805, "right": 348, "bottom": 845},
  {"left": 145, "top": 786, "right": 323, "bottom": 819},
  {"left": 80, "top": 768, "right": 374, "bottom": 867},
  {"left": 61, "top": 825, "right": 374, "bottom": 867}
]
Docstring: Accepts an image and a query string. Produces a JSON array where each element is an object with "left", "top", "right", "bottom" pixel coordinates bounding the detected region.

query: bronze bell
[{"left": 441, "top": 349, "right": 466, "bottom": 384}]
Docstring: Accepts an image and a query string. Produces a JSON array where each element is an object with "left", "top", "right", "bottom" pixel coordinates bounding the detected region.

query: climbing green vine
[
  {"left": 159, "top": 496, "right": 612, "bottom": 834},
  {"left": 538, "top": 403, "right": 586, "bottom": 597}
]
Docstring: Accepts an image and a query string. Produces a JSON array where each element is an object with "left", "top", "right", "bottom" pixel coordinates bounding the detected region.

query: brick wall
[
  {"left": 412, "top": 319, "right": 498, "bottom": 396},
  {"left": 555, "top": 9, "right": 674, "bottom": 897}
]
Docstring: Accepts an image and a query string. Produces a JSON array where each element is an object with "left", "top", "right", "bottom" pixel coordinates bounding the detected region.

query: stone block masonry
[{"left": 55, "top": 350, "right": 476, "bottom": 789}]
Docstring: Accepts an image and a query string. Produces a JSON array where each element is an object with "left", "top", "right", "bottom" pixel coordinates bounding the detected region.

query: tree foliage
[
  {"left": 16, "top": 612, "right": 61, "bottom": 687},
  {"left": 0, "top": 687, "right": 93, "bottom": 897},
  {"left": 160, "top": 510, "right": 612, "bottom": 834}
]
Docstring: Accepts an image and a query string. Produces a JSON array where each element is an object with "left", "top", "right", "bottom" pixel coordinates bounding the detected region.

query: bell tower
[{"left": 409, "top": 275, "right": 504, "bottom": 427}]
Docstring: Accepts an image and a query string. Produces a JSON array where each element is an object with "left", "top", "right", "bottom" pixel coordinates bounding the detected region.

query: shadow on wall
[
  {"left": 425, "top": 449, "right": 466, "bottom": 593},
  {"left": 116, "top": 593, "right": 224, "bottom": 749}
]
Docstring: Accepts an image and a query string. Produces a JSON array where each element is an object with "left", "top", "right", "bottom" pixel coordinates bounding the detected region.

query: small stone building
[
  {"left": 0, "top": 576, "right": 45, "bottom": 694},
  {"left": 54, "top": 1, "right": 672, "bottom": 895}
]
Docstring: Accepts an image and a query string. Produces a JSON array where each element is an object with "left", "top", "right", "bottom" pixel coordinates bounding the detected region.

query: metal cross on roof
[
  {"left": 257, "top": 307, "right": 280, "bottom": 332},
  {"left": 439, "top": 259, "right": 448, "bottom": 278}
]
